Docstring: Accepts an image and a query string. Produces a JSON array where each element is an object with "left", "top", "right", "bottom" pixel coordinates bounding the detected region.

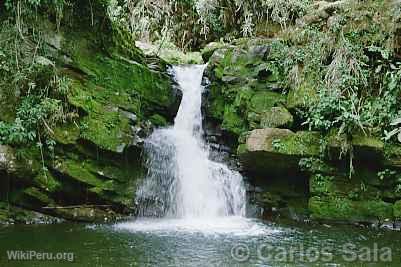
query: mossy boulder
[
  {"left": 201, "top": 42, "right": 227, "bottom": 62},
  {"left": 52, "top": 123, "right": 80, "bottom": 145},
  {"left": 248, "top": 91, "right": 285, "bottom": 113},
  {"left": 221, "top": 106, "right": 248, "bottom": 135},
  {"left": 352, "top": 134, "right": 384, "bottom": 160},
  {"left": 309, "top": 196, "right": 393, "bottom": 223},
  {"left": 0, "top": 145, "right": 41, "bottom": 178},
  {"left": 238, "top": 128, "right": 320, "bottom": 175}
]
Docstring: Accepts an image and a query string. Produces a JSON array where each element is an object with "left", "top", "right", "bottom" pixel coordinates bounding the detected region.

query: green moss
[
  {"left": 0, "top": 202, "right": 59, "bottom": 224},
  {"left": 56, "top": 158, "right": 104, "bottom": 187},
  {"left": 383, "top": 144, "right": 401, "bottom": 168},
  {"left": 79, "top": 107, "right": 132, "bottom": 153},
  {"left": 89, "top": 180, "right": 136, "bottom": 206},
  {"left": 249, "top": 91, "right": 285, "bottom": 113},
  {"left": 359, "top": 200, "right": 393, "bottom": 220},
  {"left": 149, "top": 114, "right": 168, "bottom": 127},
  {"left": 310, "top": 174, "right": 335, "bottom": 195},
  {"left": 352, "top": 134, "right": 384, "bottom": 151},
  {"left": 201, "top": 42, "right": 227, "bottom": 61},
  {"left": 52, "top": 123, "right": 80, "bottom": 145},
  {"left": 237, "top": 144, "right": 248, "bottom": 154},
  {"left": 287, "top": 82, "right": 317, "bottom": 110},
  {"left": 309, "top": 196, "right": 354, "bottom": 221},
  {"left": 274, "top": 131, "right": 321, "bottom": 156},
  {"left": 222, "top": 105, "right": 247, "bottom": 135},
  {"left": 309, "top": 196, "right": 393, "bottom": 222},
  {"left": 33, "top": 171, "right": 62, "bottom": 193},
  {"left": 69, "top": 53, "right": 172, "bottom": 112}
]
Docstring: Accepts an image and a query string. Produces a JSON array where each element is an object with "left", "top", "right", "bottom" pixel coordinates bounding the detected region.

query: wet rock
[
  {"left": 0, "top": 202, "right": 63, "bottom": 225},
  {"left": 50, "top": 206, "right": 120, "bottom": 223}
]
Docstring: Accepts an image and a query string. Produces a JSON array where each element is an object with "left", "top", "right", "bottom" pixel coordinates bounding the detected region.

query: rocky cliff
[
  {"left": 203, "top": 0, "right": 401, "bottom": 227},
  {"left": 0, "top": 1, "right": 178, "bottom": 223}
]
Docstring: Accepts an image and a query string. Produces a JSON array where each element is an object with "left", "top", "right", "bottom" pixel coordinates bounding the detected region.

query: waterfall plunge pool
[{"left": 0, "top": 220, "right": 400, "bottom": 266}]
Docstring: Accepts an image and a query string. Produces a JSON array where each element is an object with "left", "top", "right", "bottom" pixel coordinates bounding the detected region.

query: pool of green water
[{"left": 0, "top": 218, "right": 400, "bottom": 267}]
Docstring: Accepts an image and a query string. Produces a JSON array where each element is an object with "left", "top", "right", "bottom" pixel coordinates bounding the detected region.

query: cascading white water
[{"left": 136, "top": 64, "right": 246, "bottom": 219}]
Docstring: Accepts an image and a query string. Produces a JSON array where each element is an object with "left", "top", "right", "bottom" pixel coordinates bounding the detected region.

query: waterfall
[{"left": 136, "top": 65, "right": 246, "bottom": 219}]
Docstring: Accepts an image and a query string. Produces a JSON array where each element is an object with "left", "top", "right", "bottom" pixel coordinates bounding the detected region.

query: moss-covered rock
[
  {"left": 52, "top": 123, "right": 80, "bottom": 145},
  {"left": 0, "top": 1, "right": 177, "bottom": 223},
  {"left": 309, "top": 174, "right": 381, "bottom": 200},
  {"left": 309, "top": 196, "right": 393, "bottom": 223},
  {"left": 352, "top": 134, "right": 384, "bottom": 160},
  {"left": 326, "top": 131, "right": 384, "bottom": 161},
  {"left": 205, "top": 38, "right": 291, "bottom": 141},
  {"left": 238, "top": 129, "right": 320, "bottom": 175},
  {"left": 221, "top": 105, "right": 248, "bottom": 135},
  {"left": 201, "top": 42, "right": 227, "bottom": 62}
]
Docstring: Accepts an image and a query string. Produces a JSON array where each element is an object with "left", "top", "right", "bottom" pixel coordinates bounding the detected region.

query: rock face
[
  {"left": 205, "top": 36, "right": 401, "bottom": 227},
  {"left": 0, "top": 1, "right": 177, "bottom": 223}
]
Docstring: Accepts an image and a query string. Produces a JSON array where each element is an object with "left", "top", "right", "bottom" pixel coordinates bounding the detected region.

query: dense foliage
[
  {"left": 108, "top": 0, "right": 312, "bottom": 50},
  {"left": 264, "top": 1, "right": 401, "bottom": 141},
  {"left": 0, "top": 1, "right": 75, "bottom": 149}
]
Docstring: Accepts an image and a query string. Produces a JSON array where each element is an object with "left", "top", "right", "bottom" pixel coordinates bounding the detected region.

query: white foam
[{"left": 114, "top": 217, "right": 277, "bottom": 236}]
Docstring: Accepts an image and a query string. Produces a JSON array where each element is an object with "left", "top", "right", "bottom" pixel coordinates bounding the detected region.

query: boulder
[
  {"left": 238, "top": 129, "right": 320, "bottom": 175},
  {"left": 201, "top": 42, "right": 227, "bottom": 62}
]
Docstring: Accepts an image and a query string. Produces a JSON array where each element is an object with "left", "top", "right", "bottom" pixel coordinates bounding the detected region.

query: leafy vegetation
[
  {"left": 108, "top": 0, "right": 313, "bottom": 50},
  {"left": 0, "top": 1, "right": 76, "bottom": 149},
  {"left": 262, "top": 1, "right": 401, "bottom": 148}
]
